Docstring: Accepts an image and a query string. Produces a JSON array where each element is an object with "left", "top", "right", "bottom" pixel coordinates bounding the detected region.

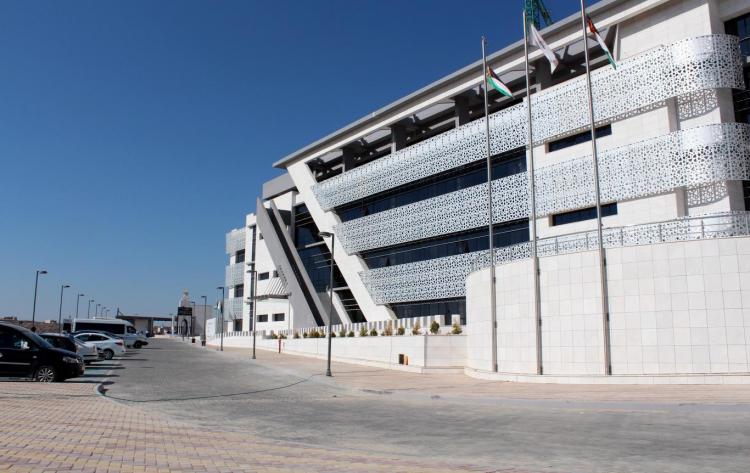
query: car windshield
[{"left": 24, "top": 330, "right": 53, "bottom": 349}]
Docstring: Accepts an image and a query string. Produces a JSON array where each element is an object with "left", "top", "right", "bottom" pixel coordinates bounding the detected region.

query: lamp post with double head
[
  {"left": 217, "top": 286, "right": 225, "bottom": 351},
  {"left": 57, "top": 284, "right": 70, "bottom": 333},
  {"left": 31, "top": 270, "right": 48, "bottom": 331},
  {"left": 318, "top": 231, "right": 335, "bottom": 377},
  {"left": 201, "top": 295, "right": 207, "bottom": 346}
]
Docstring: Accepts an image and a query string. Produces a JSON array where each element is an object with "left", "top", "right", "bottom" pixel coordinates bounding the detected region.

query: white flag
[{"left": 529, "top": 23, "right": 560, "bottom": 74}]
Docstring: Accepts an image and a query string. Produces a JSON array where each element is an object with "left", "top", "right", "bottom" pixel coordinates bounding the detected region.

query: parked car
[
  {"left": 0, "top": 322, "right": 84, "bottom": 382},
  {"left": 71, "top": 319, "right": 148, "bottom": 348},
  {"left": 40, "top": 333, "right": 100, "bottom": 365},
  {"left": 73, "top": 332, "right": 126, "bottom": 360},
  {"left": 73, "top": 338, "right": 101, "bottom": 364}
]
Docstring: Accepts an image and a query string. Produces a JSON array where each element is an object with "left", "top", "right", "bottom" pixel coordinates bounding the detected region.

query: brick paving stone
[{"left": 0, "top": 382, "right": 525, "bottom": 473}]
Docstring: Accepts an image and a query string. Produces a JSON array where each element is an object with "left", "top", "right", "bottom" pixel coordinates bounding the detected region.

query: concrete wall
[
  {"left": 466, "top": 237, "right": 750, "bottom": 380},
  {"left": 208, "top": 333, "right": 466, "bottom": 373}
]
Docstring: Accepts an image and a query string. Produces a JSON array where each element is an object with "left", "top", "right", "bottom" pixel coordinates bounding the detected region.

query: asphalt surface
[{"left": 98, "top": 338, "right": 750, "bottom": 473}]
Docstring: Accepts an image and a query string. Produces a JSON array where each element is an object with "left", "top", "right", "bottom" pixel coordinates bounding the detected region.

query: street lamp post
[
  {"left": 95, "top": 303, "right": 101, "bottom": 318},
  {"left": 190, "top": 301, "right": 196, "bottom": 342},
  {"left": 31, "top": 270, "right": 48, "bottom": 331},
  {"left": 73, "top": 293, "right": 84, "bottom": 332},
  {"left": 318, "top": 231, "right": 335, "bottom": 377},
  {"left": 217, "top": 286, "right": 225, "bottom": 351},
  {"left": 201, "top": 295, "right": 207, "bottom": 347},
  {"left": 88, "top": 299, "right": 94, "bottom": 317},
  {"left": 246, "top": 266, "right": 258, "bottom": 360},
  {"left": 57, "top": 284, "right": 70, "bottom": 333}
]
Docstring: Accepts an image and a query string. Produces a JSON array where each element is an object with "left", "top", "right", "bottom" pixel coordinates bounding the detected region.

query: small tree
[
  {"left": 411, "top": 321, "right": 421, "bottom": 335},
  {"left": 359, "top": 326, "right": 368, "bottom": 337},
  {"left": 339, "top": 328, "right": 347, "bottom": 337},
  {"left": 331, "top": 332, "right": 336, "bottom": 337},
  {"left": 429, "top": 320, "right": 440, "bottom": 335},
  {"left": 347, "top": 330, "right": 355, "bottom": 337},
  {"left": 293, "top": 331, "right": 300, "bottom": 339},
  {"left": 369, "top": 328, "right": 378, "bottom": 336},
  {"left": 396, "top": 326, "right": 405, "bottom": 336},
  {"left": 451, "top": 323, "right": 463, "bottom": 335},
  {"left": 302, "top": 331, "right": 308, "bottom": 339},
  {"left": 279, "top": 333, "right": 288, "bottom": 339},
  {"left": 383, "top": 321, "right": 393, "bottom": 336}
]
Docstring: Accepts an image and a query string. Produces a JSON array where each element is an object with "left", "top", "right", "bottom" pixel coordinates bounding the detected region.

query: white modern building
[{"left": 220, "top": 0, "right": 750, "bottom": 382}]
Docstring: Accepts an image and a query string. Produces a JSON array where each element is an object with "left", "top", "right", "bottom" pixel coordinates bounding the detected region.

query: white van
[{"left": 71, "top": 319, "right": 148, "bottom": 348}]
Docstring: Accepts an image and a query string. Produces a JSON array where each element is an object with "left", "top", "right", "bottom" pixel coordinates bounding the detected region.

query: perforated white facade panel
[
  {"left": 226, "top": 229, "right": 246, "bottom": 254},
  {"left": 336, "top": 123, "right": 750, "bottom": 255},
  {"left": 312, "top": 35, "right": 743, "bottom": 211}
]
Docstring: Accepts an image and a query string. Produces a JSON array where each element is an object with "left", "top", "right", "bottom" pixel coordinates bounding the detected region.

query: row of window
[
  {"left": 257, "top": 313, "right": 285, "bottom": 323},
  {"left": 389, "top": 298, "right": 466, "bottom": 324},
  {"left": 336, "top": 149, "right": 526, "bottom": 222},
  {"left": 361, "top": 221, "right": 529, "bottom": 269}
]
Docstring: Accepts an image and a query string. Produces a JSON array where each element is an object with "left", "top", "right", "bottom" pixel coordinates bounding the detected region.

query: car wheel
[
  {"left": 134, "top": 341, "right": 142, "bottom": 349},
  {"left": 103, "top": 349, "right": 114, "bottom": 360},
  {"left": 35, "top": 365, "right": 58, "bottom": 383}
]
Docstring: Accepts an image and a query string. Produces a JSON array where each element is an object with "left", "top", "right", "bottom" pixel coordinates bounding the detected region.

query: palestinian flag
[
  {"left": 486, "top": 67, "right": 513, "bottom": 98},
  {"left": 587, "top": 16, "right": 617, "bottom": 70}
]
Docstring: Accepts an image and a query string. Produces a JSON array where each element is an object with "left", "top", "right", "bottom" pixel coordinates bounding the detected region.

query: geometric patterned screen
[
  {"left": 226, "top": 228, "right": 245, "bottom": 255},
  {"left": 313, "top": 34, "right": 744, "bottom": 211},
  {"left": 336, "top": 123, "right": 750, "bottom": 254}
]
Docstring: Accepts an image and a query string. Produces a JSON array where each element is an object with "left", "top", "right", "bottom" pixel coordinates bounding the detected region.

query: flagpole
[
  {"left": 579, "top": 0, "right": 612, "bottom": 376},
  {"left": 523, "top": 10, "right": 543, "bottom": 376},
  {"left": 481, "top": 36, "right": 498, "bottom": 373}
]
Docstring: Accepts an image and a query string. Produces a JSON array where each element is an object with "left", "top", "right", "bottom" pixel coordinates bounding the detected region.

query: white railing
[{"left": 362, "top": 211, "right": 750, "bottom": 304}]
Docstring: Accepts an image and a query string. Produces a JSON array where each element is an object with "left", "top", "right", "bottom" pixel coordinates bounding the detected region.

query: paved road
[{"left": 99, "top": 338, "right": 750, "bottom": 473}]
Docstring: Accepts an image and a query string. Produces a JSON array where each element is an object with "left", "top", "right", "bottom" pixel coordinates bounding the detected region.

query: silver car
[{"left": 73, "top": 338, "right": 101, "bottom": 364}]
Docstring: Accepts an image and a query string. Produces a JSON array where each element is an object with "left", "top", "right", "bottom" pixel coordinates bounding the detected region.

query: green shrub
[
  {"left": 359, "top": 326, "right": 368, "bottom": 337},
  {"left": 411, "top": 322, "right": 421, "bottom": 335},
  {"left": 331, "top": 332, "right": 336, "bottom": 337},
  {"left": 347, "top": 331, "right": 355, "bottom": 337},
  {"left": 302, "top": 332, "right": 308, "bottom": 338},
  {"left": 279, "top": 333, "right": 287, "bottom": 339},
  {"left": 451, "top": 323, "right": 462, "bottom": 335},
  {"left": 430, "top": 320, "right": 440, "bottom": 335},
  {"left": 310, "top": 330, "right": 320, "bottom": 338},
  {"left": 339, "top": 328, "right": 347, "bottom": 337},
  {"left": 396, "top": 326, "right": 405, "bottom": 336},
  {"left": 369, "top": 328, "right": 378, "bottom": 336},
  {"left": 293, "top": 332, "right": 300, "bottom": 339}
]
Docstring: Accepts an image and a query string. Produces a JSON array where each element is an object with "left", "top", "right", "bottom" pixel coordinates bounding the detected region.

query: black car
[
  {"left": 0, "top": 323, "right": 84, "bottom": 382},
  {"left": 39, "top": 333, "right": 77, "bottom": 352}
]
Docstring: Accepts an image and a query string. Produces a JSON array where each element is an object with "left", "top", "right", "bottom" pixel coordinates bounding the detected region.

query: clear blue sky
[{"left": 0, "top": 0, "right": 591, "bottom": 320}]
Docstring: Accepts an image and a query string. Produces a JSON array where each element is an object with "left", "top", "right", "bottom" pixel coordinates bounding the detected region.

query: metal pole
[
  {"left": 88, "top": 299, "right": 93, "bottom": 317},
  {"left": 31, "top": 270, "right": 46, "bottom": 330},
  {"left": 201, "top": 295, "right": 207, "bottom": 347},
  {"left": 580, "top": 0, "right": 612, "bottom": 375},
  {"left": 57, "top": 284, "right": 69, "bottom": 333},
  {"left": 523, "top": 10, "right": 543, "bottom": 376},
  {"left": 326, "top": 236, "right": 335, "bottom": 377},
  {"left": 481, "top": 36, "right": 498, "bottom": 373},
  {"left": 252, "top": 269, "right": 257, "bottom": 359},
  {"left": 218, "top": 286, "right": 225, "bottom": 351},
  {"left": 75, "top": 294, "right": 83, "bottom": 327}
]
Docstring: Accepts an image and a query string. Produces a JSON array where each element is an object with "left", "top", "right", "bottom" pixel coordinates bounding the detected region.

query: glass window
[
  {"left": 235, "top": 250, "right": 245, "bottom": 263},
  {"left": 551, "top": 203, "right": 618, "bottom": 226},
  {"left": 547, "top": 125, "right": 612, "bottom": 152},
  {"left": 258, "top": 272, "right": 270, "bottom": 281},
  {"left": 235, "top": 284, "right": 244, "bottom": 298},
  {"left": 257, "top": 314, "right": 268, "bottom": 322},
  {"left": 0, "top": 330, "right": 31, "bottom": 350},
  {"left": 272, "top": 313, "right": 285, "bottom": 322},
  {"left": 389, "top": 298, "right": 466, "bottom": 324}
]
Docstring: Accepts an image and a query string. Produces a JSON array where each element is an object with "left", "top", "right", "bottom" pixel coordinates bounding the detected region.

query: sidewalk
[
  {"left": 201, "top": 341, "right": 750, "bottom": 405},
  {"left": 0, "top": 382, "right": 489, "bottom": 473}
]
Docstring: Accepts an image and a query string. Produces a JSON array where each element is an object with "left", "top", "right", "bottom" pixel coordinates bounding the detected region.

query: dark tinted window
[
  {"left": 547, "top": 125, "right": 612, "bottom": 152},
  {"left": 551, "top": 203, "right": 618, "bottom": 226},
  {"left": 257, "top": 314, "right": 268, "bottom": 322},
  {"left": 0, "top": 330, "right": 30, "bottom": 349},
  {"left": 235, "top": 284, "right": 244, "bottom": 298},
  {"left": 258, "top": 272, "right": 270, "bottom": 281},
  {"left": 390, "top": 298, "right": 466, "bottom": 324},
  {"left": 336, "top": 148, "right": 526, "bottom": 222},
  {"left": 272, "top": 313, "right": 285, "bottom": 322},
  {"left": 235, "top": 250, "right": 245, "bottom": 263}
]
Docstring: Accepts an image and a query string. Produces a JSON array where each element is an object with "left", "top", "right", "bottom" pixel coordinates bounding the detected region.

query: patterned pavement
[{"left": 0, "top": 382, "right": 502, "bottom": 473}]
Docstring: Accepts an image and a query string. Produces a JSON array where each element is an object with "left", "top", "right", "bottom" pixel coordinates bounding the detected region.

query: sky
[{"left": 0, "top": 0, "right": 593, "bottom": 320}]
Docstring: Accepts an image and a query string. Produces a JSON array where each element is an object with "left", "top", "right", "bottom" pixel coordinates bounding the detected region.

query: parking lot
[{"left": 3, "top": 338, "right": 750, "bottom": 472}]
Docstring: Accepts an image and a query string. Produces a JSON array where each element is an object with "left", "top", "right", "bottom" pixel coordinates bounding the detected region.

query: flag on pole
[
  {"left": 486, "top": 67, "right": 514, "bottom": 98},
  {"left": 529, "top": 23, "right": 559, "bottom": 74},
  {"left": 586, "top": 16, "right": 617, "bottom": 69}
]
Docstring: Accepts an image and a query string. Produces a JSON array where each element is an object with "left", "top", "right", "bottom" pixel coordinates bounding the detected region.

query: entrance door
[{"left": 0, "top": 328, "right": 36, "bottom": 377}]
